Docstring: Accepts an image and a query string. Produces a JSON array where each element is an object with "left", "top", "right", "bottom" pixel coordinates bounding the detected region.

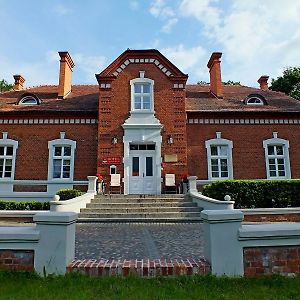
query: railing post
[
  {"left": 87, "top": 176, "right": 97, "bottom": 195},
  {"left": 187, "top": 176, "right": 198, "bottom": 193},
  {"left": 201, "top": 209, "right": 244, "bottom": 276},
  {"left": 33, "top": 212, "right": 78, "bottom": 275}
]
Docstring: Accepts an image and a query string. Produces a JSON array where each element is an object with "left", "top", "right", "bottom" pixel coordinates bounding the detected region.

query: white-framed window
[
  {"left": 246, "top": 97, "right": 264, "bottom": 105},
  {"left": 205, "top": 132, "right": 233, "bottom": 180},
  {"left": 130, "top": 71, "right": 154, "bottom": 112},
  {"left": 48, "top": 132, "right": 76, "bottom": 181},
  {"left": 110, "top": 165, "right": 117, "bottom": 175},
  {"left": 19, "top": 96, "right": 39, "bottom": 105},
  {"left": 263, "top": 132, "right": 291, "bottom": 179},
  {"left": 0, "top": 132, "right": 18, "bottom": 180}
]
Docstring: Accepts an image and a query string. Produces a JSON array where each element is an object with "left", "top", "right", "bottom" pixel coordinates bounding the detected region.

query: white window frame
[
  {"left": 19, "top": 96, "right": 39, "bottom": 105},
  {"left": 263, "top": 134, "right": 291, "bottom": 179},
  {"left": 110, "top": 165, "right": 117, "bottom": 175},
  {"left": 130, "top": 74, "right": 154, "bottom": 113},
  {"left": 48, "top": 132, "right": 76, "bottom": 181},
  {"left": 205, "top": 133, "right": 233, "bottom": 180},
  {"left": 246, "top": 97, "right": 264, "bottom": 105},
  {"left": 0, "top": 132, "right": 18, "bottom": 180}
]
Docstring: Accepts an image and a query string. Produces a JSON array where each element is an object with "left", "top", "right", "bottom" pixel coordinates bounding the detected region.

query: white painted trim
[
  {"left": 130, "top": 77, "right": 154, "bottom": 113},
  {"left": 205, "top": 133, "right": 233, "bottom": 180},
  {"left": 0, "top": 133, "right": 18, "bottom": 181},
  {"left": 111, "top": 58, "right": 173, "bottom": 77},
  {"left": 47, "top": 134, "right": 77, "bottom": 181},
  {"left": 263, "top": 135, "right": 291, "bottom": 179},
  {"left": 0, "top": 119, "right": 97, "bottom": 125},
  {"left": 187, "top": 118, "right": 300, "bottom": 125}
]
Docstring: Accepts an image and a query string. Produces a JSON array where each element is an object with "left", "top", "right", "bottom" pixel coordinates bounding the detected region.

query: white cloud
[
  {"left": 160, "top": 44, "right": 207, "bottom": 80},
  {"left": 161, "top": 18, "right": 178, "bottom": 33},
  {"left": 53, "top": 4, "right": 71, "bottom": 16},
  {"left": 149, "top": 0, "right": 177, "bottom": 33},
  {"left": 177, "top": 0, "right": 300, "bottom": 86},
  {"left": 73, "top": 53, "right": 107, "bottom": 82}
]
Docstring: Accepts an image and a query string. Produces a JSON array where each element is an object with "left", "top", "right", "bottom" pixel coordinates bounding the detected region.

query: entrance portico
[{"left": 123, "top": 113, "right": 162, "bottom": 195}]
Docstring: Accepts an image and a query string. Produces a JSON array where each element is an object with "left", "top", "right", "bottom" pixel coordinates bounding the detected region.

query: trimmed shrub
[
  {"left": 0, "top": 201, "right": 50, "bottom": 210},
  {"left": 57, "top": 189, "right": 82, "bottom": 200},
  {"left": 202, "top": 180, "right": 300, "bottom": 208}
]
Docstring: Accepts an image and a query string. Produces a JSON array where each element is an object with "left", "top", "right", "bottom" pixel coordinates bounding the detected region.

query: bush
[
  {"left": 0, "top": 201, "right": 50, "bottom": 210},
  {"left": 57, "top": 189, "right": 82, "bottom": 200},
  {"left": 202, "top": 180, "right": 300, "bottom": 208}
]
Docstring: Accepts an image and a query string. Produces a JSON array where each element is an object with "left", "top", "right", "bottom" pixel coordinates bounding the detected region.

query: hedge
[
  {"left": 57, "top": 189, "right": 82, "bottom": 200},
  {"left": 0, "top": 201, "right": 50, "bottom": 210},
  {"left": 202, "top": 180, "right": 300, "bottom": 208}
]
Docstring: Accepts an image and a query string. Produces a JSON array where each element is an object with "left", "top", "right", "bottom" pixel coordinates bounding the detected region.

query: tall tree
[
  {"left": 270, "top": 67, "right": 300, "bottom": 100},
  {"left": 0, "top": 79, "right": 14, "bottom": 92}
]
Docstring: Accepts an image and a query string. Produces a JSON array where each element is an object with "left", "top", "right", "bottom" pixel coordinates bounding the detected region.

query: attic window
[
  {"left": 244, "top": 94, "right": 266, "bottom": 106},
  {"left": 246, "top": 97, "right": 264, "bottom": 105},
  {"left": 17, "top": 94, "right": 41, "bottom": 106}
]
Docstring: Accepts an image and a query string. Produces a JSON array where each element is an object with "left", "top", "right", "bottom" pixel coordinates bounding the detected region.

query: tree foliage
[
  {"left": 0, "top": 79, "right": 14, "bottom": 92},
  {"left": 197, "top": 80, "right": 240, "bottom": 85},
  {"left": 270, "top": 67, "right": 300, "bottom": 100}
]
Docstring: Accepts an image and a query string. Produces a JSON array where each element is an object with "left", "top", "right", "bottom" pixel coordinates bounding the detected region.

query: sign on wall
[{"left": 102, "top": 156, "right": 122, "bottom": 165}]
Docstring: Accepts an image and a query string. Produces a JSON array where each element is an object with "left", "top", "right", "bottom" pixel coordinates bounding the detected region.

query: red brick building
[{"left": 0, "top": 49, "right": 299, "bottom": 197}]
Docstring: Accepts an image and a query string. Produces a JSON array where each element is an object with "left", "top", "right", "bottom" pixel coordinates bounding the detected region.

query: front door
[{"left": 129, "top": 144, "right": 156, "bottom": 194}]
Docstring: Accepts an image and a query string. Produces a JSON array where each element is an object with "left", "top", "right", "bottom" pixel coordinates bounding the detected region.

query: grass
[{"left": 0, "top": 271, "right": 300, "bottom": 300}]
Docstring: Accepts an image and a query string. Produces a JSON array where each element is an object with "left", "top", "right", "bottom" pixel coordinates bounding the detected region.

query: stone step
[
  {"left": 79, "top": 212, "right": 201, "bottom": 219},
  {"left": 77, "top": 217, "right": 202, "bottom": 223},
  {"left": 91, "top": 198, "right": 187, "bottom": 204},
  {"left": 94, "top": 194, "right": 183, "bottom": 199},
  {"left": 81, "top": 207, "right": 201, "bottom": 213},
  {"left": 86, "top": 202, "right": 197, "bottom": 209}
]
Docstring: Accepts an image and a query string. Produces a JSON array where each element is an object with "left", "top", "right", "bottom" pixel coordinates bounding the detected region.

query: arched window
[
  {"left": 130, "top": 71, "right": 154, "bottom": 112},
  {"left": 17, "top": 94, "right": 41, "bottom": 105},
  {"left": 245, "top": 94, "right": 266, "bottom": 106},
  {"left": 205, "top": 132, "right": 233, "bottom": 180}
]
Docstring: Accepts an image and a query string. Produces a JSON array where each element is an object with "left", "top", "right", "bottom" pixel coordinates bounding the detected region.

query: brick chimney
[
  {"left": 258, "top": 75, "right": 269, "bottom": 91},
  {"left": 58, "top": 51, "right": 75, "bottom": 99},
  {"left": 207, "top": 52, "right": 223, "bottom": 98},
  {"left": 13, "top": 75, "right": 25, "bottom": 91}
]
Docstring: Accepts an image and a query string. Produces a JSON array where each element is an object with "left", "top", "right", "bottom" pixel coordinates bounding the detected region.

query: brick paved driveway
[{"left": 75, "top": 223, "right": 204, "bottom": 260}]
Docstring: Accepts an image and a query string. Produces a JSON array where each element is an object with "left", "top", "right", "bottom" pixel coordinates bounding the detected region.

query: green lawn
[{"left": 0, "top": 271, "right": 300, "bottom": 300}]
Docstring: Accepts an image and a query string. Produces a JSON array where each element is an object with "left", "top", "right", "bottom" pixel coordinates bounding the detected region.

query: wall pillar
[
  {"left": 187, "top": 176, "right": 198, "bottom": 193},
  {"left": 87, "top": 176, "right": 97, "bottom": 194},
  {"left": 33, "top": 212, "right": 77, "bottom": 275},
  {"left": 201, "top": 209, "right": 244, "bottom": 276}
]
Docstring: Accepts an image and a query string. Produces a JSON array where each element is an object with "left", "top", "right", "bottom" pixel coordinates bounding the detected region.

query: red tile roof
[
  {"left": 186, "top": 84, "right": 300, "bottom": 112},
  {"left": 0, "top": 83, "right": 300, "bottom": 115}
]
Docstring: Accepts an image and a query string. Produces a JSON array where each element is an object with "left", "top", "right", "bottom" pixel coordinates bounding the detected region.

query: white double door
[{"left": 129, "top": 150, "right": 156, "bottom": 194}]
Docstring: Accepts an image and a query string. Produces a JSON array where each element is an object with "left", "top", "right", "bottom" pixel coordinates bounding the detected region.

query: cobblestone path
[{"left": 75, "top": 223, "right": 204, "bottom": 260}]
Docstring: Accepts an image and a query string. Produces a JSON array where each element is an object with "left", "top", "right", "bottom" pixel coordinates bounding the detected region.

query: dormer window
[
  {"left": 130, "top": 71, "right": 154, "bottom": 112},
  {"left": 17, "top": 93, "right": 41, "bottom": 105},
  {"left": 246, "top": 97, "right": 264, "bottom": 105},
  {"left": 245, "top": 94, "right": 266, "bottom": 106}
]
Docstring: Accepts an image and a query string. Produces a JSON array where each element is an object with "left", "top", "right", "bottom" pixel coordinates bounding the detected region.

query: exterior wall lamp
[
  {"left": 167, "top": 135, "right": 173, "bottom": 145},
  {"left": 111, "top": 136, "right": 118, "bottom": 144}
]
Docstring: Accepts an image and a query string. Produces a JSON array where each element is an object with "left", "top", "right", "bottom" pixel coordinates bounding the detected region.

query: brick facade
[
  {"left": 0, "top": 249, "right": 34, "bottom": 271},
  {"left": 244, "top": 246, "right": 300, "bottom": 277},
  {"left": 1, "top": 49, "right": 300, "bottom": 193}
]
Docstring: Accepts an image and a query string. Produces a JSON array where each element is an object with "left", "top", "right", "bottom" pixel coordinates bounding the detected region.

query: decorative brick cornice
[
  {"left": 0, "top": 118, "right": 97, "bottom": 125},
  {"left": 187, "top": 118, "right": 300, "bottom": 125}
]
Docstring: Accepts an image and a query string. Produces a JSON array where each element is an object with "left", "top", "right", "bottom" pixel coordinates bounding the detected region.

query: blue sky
[{"left": 1, "top": 0, "right": 300, "bottom": 88}]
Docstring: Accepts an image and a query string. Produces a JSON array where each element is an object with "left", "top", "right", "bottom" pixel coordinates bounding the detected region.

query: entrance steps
[{"left": 78, "top": 195, "right": 202, "bottom": 223}]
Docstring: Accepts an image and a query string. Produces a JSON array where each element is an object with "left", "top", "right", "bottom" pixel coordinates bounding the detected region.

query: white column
[{"left": 33, "top": 212, "right": 78, "bottom": 275}]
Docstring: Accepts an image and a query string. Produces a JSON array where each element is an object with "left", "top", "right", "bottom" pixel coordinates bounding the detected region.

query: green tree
[
  {"left": 0, "top": 79, "right": 14, "bottom": 92},
  {"left": 270, "top": 67, "right": 300, "bottom": 100}
]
